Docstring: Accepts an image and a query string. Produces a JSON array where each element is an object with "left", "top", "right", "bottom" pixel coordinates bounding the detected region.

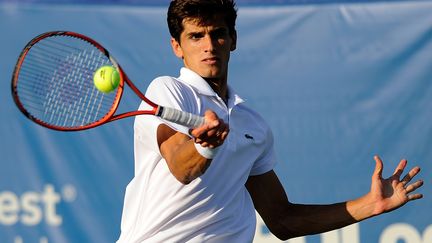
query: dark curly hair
[{"left": 167, "top": 0, "right": 237, "bottom": 42}]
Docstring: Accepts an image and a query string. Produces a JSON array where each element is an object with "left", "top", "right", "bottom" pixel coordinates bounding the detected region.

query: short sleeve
[
  {"left": 249, "top": 126, "right": 278, "bottom": 176},
  {"left": 134, "top": 76, "right": 198, "bottom": 154}
]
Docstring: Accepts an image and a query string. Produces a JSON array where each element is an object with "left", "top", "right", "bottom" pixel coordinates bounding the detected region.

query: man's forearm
[
  {"left": 160, "top": 132, "right": 211, "bottom": 184},
  {"left": 279, "top": 194, "right": 377, "bottom": 239}
]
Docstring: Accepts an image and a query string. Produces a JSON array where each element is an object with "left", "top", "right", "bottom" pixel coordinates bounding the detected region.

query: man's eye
[
  {"left": 190, "top": 34, "right": 202, "bottom": 39},
  {"left": 212, "top": 30, "right": 229, "bottom": 39}
]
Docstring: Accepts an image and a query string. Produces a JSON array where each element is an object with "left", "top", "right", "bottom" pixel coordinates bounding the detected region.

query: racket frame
[{"left": 11, "top": 31, "right": 163, "bottom": 131}]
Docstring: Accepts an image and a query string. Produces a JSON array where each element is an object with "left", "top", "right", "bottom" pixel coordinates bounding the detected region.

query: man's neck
[{"left": 205, "top": 78, "right": 228, "bottom": 104}]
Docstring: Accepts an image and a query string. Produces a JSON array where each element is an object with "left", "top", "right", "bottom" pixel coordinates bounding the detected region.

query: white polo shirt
[{"left": 117, "top": 68, "right": 277, "bottom": 243}]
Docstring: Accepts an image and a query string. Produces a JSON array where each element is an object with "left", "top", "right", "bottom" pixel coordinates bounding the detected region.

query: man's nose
[{"left": 203, "top": 34, "right": 216, "bottom": 52}]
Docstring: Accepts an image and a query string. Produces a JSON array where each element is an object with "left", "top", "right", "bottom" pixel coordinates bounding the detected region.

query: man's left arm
[{"left": 245, "top": 156, "right": 423, "bottom": 240}]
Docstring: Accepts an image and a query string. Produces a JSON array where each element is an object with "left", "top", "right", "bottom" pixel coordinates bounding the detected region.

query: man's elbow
[
  {"left": 171, "top": 171, "right": 195, "bottom": 185},
  {"left": 265, "top": 215, "right": 304, "bottom": 241},
  {"left": 267, "top": 224, "right": 298, "bottom": 241},
  {"left": 171, "top": 167, "right": 205, "bottom": 185},
  {"left": 167, "top": 157, "right": 211, "bottom": 185}
]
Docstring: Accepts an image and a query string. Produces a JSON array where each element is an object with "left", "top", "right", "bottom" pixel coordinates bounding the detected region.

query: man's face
[{"left": 171, "top": 16, "right": 236, "bottom": 80}]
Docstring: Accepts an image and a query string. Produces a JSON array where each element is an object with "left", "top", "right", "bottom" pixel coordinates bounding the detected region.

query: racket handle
[{"left": 158, "top": 106, "right": 205, "bottom": 128}]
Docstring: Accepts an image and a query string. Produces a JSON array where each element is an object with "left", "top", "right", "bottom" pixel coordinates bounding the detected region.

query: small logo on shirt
[{"left": 244, "top": 134, "right": 254, "bottom": 140}]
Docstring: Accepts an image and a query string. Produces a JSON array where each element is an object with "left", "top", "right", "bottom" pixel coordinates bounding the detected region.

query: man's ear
[
  {"left": 171, "top": 37, "right": 183, "bottom": 59},
  {"left": 230, "top": 30, "right": 237, "bottom": 51}
]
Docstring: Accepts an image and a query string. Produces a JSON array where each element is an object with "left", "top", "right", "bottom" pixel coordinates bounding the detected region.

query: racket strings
[{"left": 16, "top": 36, "right": 117, "bottom": 128}]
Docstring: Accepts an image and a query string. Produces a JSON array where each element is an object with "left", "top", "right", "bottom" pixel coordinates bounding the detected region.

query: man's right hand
[
  {"left": 158, "top": 109, "right": 229, "bottom": 184},
  {"left": 190, "top": 110, "right": 229, "bottom": 149}
]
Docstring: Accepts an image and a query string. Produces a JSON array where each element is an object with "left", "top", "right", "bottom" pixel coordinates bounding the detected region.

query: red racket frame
[{"left": 12, "top": 31, "right": 161, "bottom": 131}]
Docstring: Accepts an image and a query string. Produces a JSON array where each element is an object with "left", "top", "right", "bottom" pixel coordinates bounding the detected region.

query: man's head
[
  {"left": 167, "top": 0, "right": 238, "bottom": 82},
  {"left": 167, "top": 0, "right": 237, "bottom": 43}
]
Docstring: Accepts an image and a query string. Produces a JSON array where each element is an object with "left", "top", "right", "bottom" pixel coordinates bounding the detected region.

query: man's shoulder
[
  {"left": 145, "top": 75, "right": 194, "bottom": 96},
  {"left": 149, "top": 75, "right": 181, "bottom": 88}
]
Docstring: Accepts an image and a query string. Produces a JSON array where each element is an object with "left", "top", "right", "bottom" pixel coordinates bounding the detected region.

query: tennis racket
[{"left": 11, "top": 31, "right": 205, "bottom": 131}]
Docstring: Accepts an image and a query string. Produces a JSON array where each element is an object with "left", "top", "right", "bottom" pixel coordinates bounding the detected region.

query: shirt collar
[
  {"left": 178, "top": 67, "right": 216, "bottom": 96},
  {"left": 178, "top": 67, "right": 245, "bottom": 106}
]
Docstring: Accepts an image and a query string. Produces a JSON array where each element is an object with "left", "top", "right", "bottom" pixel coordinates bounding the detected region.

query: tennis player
[{"left": 117, "top": 0, "right": 424, "bottom": 242}]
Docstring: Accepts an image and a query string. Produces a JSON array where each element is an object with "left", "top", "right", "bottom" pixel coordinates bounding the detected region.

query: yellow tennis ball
[{"left": 93, "top": 65, "right": 120, "bottom": 93}]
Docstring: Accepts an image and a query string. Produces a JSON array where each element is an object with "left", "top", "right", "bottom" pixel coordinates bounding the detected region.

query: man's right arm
[{"left": 157, "top": 110, "right": 229, "bottom": 184}]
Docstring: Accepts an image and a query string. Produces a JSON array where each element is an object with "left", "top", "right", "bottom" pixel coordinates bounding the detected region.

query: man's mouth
[{"left": 202, "top": 57, "right": 219, "bottom": 64}]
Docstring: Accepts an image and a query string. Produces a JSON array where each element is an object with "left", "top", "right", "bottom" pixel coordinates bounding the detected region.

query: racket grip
[{"left": 158, "top": 106, "right": 205, "bottom": 128}]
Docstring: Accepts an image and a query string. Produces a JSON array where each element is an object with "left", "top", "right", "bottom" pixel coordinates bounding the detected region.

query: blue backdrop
[{"left": 0, "top": 1, "right": 431, "bottom": 243}]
